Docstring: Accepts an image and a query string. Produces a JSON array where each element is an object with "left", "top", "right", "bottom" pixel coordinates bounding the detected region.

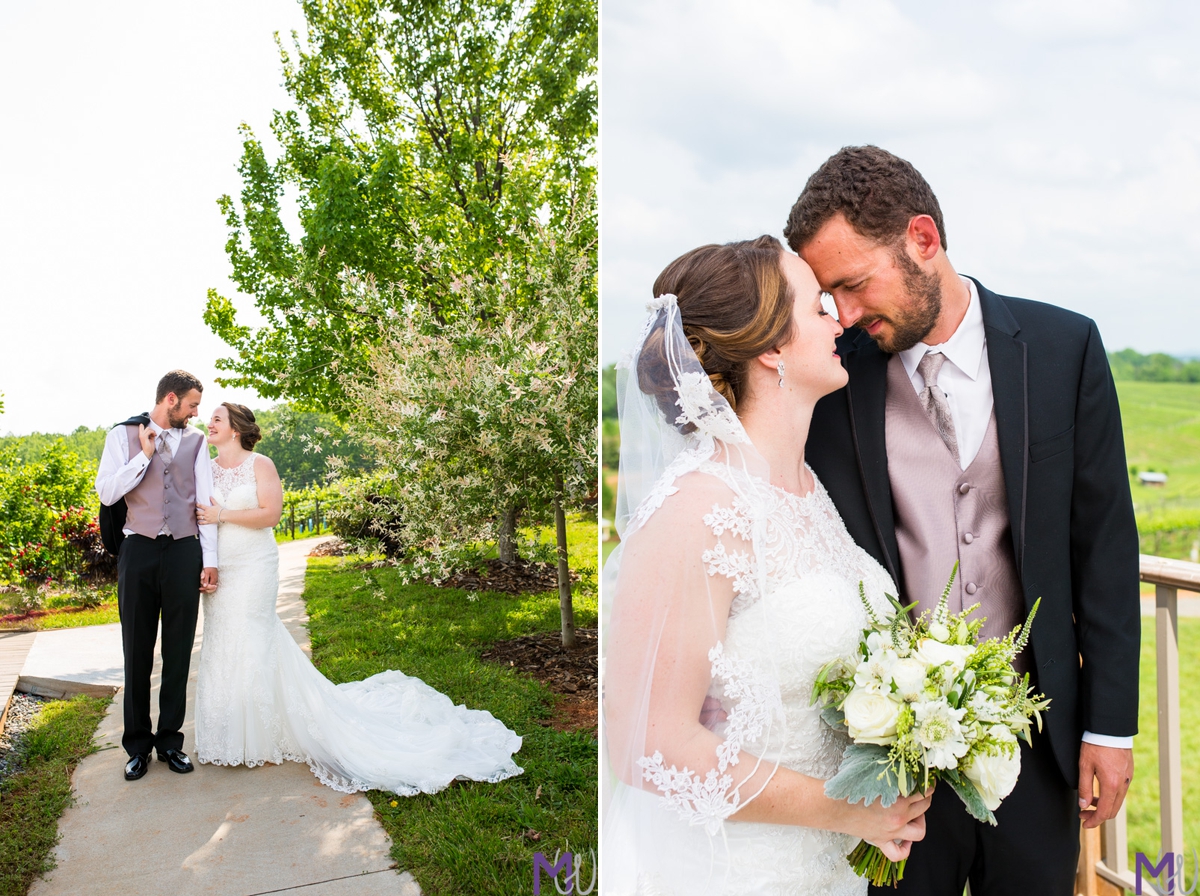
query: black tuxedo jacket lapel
[
  {"left": 974, "top": 279, "right": 1029, "bottom": 578},
  {"left": 842, "top": 329, "right": 901, "bottom": 584}
]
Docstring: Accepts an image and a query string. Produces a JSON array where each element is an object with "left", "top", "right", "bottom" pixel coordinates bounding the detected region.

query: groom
[
  {"left": 788, "top": 147, "right": 1140, "bottom": 894},
  {"left": 95, "top": 370, "right": 218, "bottom": 781}
]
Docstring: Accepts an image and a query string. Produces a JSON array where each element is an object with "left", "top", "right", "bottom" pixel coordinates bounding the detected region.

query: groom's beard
[
  {"left": 859, "top": 249, "right": 942, "bottom": 354},
  {"left": 167, "top": 407, "right": 192, "bottom": 429}
]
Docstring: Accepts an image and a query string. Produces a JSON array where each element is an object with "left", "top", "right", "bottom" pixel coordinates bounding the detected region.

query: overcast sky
[
  {"left": 601, "top": 0, "right": 1200, "bottom": 364},
  {"left": 1, "top": 1, "right": 306, "bottom": 436}
]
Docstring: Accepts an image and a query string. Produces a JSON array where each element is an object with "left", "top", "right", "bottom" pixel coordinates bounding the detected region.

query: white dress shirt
[
  {"left": 95, "top": 417, "right": 218, "bottom": 568},
  {"left": 897, "top": 275, "right": 1131, "bottom": 751}
]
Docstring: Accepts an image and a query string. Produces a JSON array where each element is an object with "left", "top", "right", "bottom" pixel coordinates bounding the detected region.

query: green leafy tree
[
  {"left": 205, "top": 0, "right": 597, "bottom": 415},
  {"left": 345, "top": 218, "right": 595, "bottom": 645},
  {"left": 253, "top": 405, "right": 371, "bottom": 489}
]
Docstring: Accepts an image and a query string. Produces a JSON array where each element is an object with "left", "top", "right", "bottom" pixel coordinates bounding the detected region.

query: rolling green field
[{"left": 1119, "top": 381, "right": 1200, "bottom": 550}]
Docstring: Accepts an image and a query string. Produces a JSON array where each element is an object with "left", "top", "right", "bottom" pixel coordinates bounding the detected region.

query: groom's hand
[
  {"left": 138, "top": 424, "right": 156, "bottom": 458},
  {"left": 200, "top": 567, "right": 218, "bottom": 594},
  {"left": 1078, "top": 741, "right": 1134, "bottom": 828}
]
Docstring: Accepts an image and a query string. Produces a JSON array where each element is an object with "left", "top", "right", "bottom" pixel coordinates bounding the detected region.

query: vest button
[
  {"left": 965, "top": 583, "right": 978, "bottom": 595},
  {"left": 958, "top": 483, "right": 970, "bottom": 495},
  {"left": 963, "top": 533, "right": 974, "bottom": 544}
]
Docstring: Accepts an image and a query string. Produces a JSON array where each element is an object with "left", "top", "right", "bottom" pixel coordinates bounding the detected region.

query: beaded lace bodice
[{"left": 211, "top": 453, "right": 257, "bottom": 506}]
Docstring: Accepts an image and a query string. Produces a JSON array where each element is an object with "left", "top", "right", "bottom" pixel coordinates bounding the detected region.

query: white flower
[
  {"left": 929, "top": 621, "right": 951, "bottom": 642},
  {"left": 915, "top": 638, "right": 974, "bottom": 679},
  {"left": 843, "top": 689, "right": 901, "bottom": 744},
  {"left": 889, "top": 657, "right": 930, "bottom": 701},
  {"left": 854, "top": 645, "right": 899, "bottom": 692},
  {"left": 968, "top": 691, "right": 1005, "bottom": 724},
  {"left": 912, "top": 700, "right": 970, "bottom": 769},
  {"left": 964, "top": 743, "right": 1021, "bottom": 811}
]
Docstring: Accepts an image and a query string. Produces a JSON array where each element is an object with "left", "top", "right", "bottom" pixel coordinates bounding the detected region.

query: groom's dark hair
[
  {"left": 155, "top": 370, "right": 204, "bottom": 404},
  {"left": 783, "top": 146, "right": 947, "bottom": 253}
]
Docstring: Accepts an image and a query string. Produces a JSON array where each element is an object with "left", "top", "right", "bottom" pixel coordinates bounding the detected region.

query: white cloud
[{"left": 602, "top": 0, "right": 1200, "bottom": 364}]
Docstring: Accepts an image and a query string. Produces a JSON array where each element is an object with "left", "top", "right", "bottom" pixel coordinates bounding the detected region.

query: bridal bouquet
[{"left": 810, "top": 565, "right": 1050, "bottom": 887}]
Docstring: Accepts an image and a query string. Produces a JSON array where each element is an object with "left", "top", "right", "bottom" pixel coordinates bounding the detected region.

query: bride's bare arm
[
  {"left": 605, "top": 474, "right": 927, "bottom": 860},
  {"left": 200, "top": 456, "right": 284, "bottom": 529}
]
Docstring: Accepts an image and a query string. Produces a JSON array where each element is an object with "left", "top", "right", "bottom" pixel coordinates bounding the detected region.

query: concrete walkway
[{"left": 24, "top": 536, "right": 422, "bottom": 896}]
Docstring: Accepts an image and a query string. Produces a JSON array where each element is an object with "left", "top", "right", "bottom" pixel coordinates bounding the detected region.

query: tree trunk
[
  {"left": 555, "top": 475, "right": 577, "bottom": 648},
  {"left": 498, "top": 506, "right": 518, "bottom": 563}
]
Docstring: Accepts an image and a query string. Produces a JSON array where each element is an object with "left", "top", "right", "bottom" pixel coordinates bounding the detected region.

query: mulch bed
[
  {"left": 307, "top": 538, "right": 354, "bottom": 558},
  {"left": 438, "top": 559, "right": 579, "bottom": 595},
  {"left": 481, "top": 628, "right": 597, "bottom": 735}
]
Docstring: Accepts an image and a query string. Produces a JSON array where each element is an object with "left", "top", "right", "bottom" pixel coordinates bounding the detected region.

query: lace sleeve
[{"left": 604, "top": 471, "right": 785, "bottom": 834}]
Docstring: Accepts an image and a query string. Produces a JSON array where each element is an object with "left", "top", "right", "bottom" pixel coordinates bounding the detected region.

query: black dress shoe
[
  {"left": 124, "top": 754, "right": 150, "bottom": 780},
  {"left": 157, "top": 749, "right": 194, "bottom": 774}
]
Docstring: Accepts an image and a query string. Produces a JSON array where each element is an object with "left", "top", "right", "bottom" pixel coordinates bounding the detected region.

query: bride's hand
[
  {"left": 850, "top": 785, "right": 933, "bottom": 860},
  {"left": 196, "top": 496, "right": 224, "bottom": 526}
]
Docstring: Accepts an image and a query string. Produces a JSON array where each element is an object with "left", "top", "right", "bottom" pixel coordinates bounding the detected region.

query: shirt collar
[
  {"left": 147, "top": 418, "right": 184, "bottom": 436},
  {"left": 899, "top": 275, "right": 986, "bottom": 382}
]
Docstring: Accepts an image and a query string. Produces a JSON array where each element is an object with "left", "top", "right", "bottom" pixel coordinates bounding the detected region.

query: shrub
[{"left": 0, "top": 442, "right": 99, "bottom": 589}]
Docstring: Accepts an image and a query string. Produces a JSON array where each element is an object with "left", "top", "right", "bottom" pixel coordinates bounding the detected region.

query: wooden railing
[{"left": 1078, "top": 554, "right": 1192, "bottom": 895}]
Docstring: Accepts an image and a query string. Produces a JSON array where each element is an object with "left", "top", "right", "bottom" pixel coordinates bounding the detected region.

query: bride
[
  {"left": 602, "top": 236, "right": 931, "bottom": 894},
  {"left": 192, "top": 402, "right": 523, "bottom": 795}
]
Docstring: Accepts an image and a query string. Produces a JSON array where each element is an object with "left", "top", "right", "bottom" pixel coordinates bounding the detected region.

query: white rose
[
  {"left": 929, "top": 621, "right": 951, "bottom": 642},
  {"left": 889, "top": 657, "right": 929, "bottom": 701},
  {"left": 915, "top": 638, "right": 973, "bottom": 679},
  {"left": 843, "top": 689, "right": 901, "bottom": 744},
  {"left": 964, "top": 747, "right": 1021, "bottom": 811}
]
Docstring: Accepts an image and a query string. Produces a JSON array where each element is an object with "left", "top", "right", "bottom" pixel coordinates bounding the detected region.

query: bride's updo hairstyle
[
  {"left": 639, "top": 234, "right": 794, "bottom": 429},
  {"left": 221, "top": 402, "right": 263, "bottom": 451}
]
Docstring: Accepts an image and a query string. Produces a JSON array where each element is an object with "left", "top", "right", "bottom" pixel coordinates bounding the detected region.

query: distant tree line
[
  {"left": 1109, "top": 348, "right": 1200, "bottom": 382},
  {"left": 0, "top": 404, "right": 369, "bottom": 491}
]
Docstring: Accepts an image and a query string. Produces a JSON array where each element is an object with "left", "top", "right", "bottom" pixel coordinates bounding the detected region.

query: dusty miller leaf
[
  {"left": 824, "top": 742, "right": 901, "bottom": 808},
  {"left": 942, "top": 769, "right": 997, "bottom": 825}
]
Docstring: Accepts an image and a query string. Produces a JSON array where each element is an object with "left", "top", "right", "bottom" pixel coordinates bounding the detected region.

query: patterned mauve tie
[
  {"left": 917, "top": 352, "right": 960, "bottom": 465},
  {"left": 157, "top": 432, "right": 174, "bottom": 536}
]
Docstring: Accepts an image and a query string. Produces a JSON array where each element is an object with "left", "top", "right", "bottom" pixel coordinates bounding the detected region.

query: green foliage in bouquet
[{"left": 810, "top": 565, "right": 1051, "bottom": 887}]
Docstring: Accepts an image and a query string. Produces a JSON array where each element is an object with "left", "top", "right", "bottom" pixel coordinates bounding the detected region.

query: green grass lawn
[
  {"left": 1118, "top": 381, "right": 1200, "bottom": 520},
  {"left": 0, "top": 603, "right": 120, "bottom": 632},
  {"left": 0, "top": 695, "right": 111, "bottom": 896},
  {"left": 300, "top": 517, "right": 598, "bottom": 895},
  {"left": 1125, "top": 616, "right": 1200, "bottom": 866}
]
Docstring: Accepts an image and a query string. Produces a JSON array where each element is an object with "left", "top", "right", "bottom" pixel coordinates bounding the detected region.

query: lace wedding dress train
[{"left": 194, "top": 455, "right": 523, "bottom": 794}]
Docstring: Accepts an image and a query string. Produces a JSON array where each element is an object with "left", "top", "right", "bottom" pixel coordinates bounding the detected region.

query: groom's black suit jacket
[{"left": 806, "top": 277, "right": 1140, "bottom": 788}]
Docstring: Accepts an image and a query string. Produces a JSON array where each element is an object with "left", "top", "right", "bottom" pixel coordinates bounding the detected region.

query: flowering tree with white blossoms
[
  {"left": 811, "top": 566, "right": 1050, "bottom": 886},
  {"left": 343, "top": 219, "right": 596, "bottom": 647}
]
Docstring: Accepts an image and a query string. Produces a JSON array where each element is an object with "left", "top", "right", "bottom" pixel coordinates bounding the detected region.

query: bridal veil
[{"left": 602, "top": 294, "right": 791, "bottom": 893}]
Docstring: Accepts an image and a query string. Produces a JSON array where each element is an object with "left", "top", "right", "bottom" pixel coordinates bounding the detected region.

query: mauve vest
[
  {"left": 885, "top": 355, "right": 1029, "bottom": 672},
  {"left": 123, "top": 425, "right": 202, "bottom": 540}
]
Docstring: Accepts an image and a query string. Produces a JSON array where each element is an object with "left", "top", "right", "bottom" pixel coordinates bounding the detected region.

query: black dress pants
[
  {"left": 870, "top": 726, "right": 1080, "bottom": 896},
  {"left": 116, "top": 533, "right": 201, "bottom": 757}
]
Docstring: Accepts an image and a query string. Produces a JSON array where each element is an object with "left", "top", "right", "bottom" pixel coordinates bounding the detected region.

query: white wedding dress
[
  {"left": 604, "top": 458, "right": 897, "bottom": 895},
  {"left": 194, "top": 454, "right": 524, "bottom": 794}
]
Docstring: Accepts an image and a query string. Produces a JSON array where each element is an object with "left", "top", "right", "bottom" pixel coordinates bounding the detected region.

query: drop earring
[{"left": 777, "top": 361, "right": 785, "bottom": 387}]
